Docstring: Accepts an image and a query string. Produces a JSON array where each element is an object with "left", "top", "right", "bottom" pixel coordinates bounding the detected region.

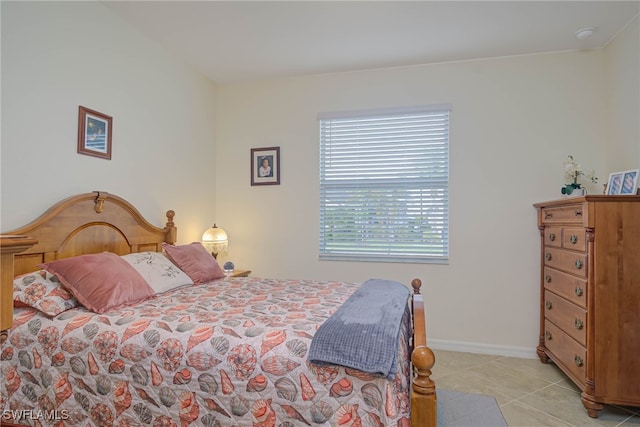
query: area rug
[{"left": 437, "top": 389, "right": 508, "bottom": 427}]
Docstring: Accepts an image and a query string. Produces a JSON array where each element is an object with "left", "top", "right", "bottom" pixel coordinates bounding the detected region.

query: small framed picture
[
  {"left": 606, "top": 169, "right": 639, "bottom": 195},
  {"left": 77, "top": 106, "right": 112, "bottom": 160},
  {"left": 251, "top": 147, "right": 280, "bottom": 186}
]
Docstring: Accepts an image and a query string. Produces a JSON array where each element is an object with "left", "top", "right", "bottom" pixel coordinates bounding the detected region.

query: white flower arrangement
[{"left": 562, "top": 155, "right": 597, "bottom": 195}]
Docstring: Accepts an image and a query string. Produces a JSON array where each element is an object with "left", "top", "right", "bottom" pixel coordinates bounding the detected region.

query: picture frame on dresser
[
  {"left": 606, "top": 169, "right": 639, "bottom": 195},
  {"left": 77, "top": 106, "right": 113, "bottom": 160},
  {"left": 620, "top": 169, "right": 639, "bottom": 194}
]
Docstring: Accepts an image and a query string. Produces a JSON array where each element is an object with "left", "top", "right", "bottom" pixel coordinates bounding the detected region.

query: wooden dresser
[{"left": 534, "top": 196, "right": 640, "bottom": 417}]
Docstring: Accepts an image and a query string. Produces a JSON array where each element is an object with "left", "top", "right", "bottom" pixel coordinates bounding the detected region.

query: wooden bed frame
[{"left": 0, "top": 191, "right": 436, "bottom": 427}]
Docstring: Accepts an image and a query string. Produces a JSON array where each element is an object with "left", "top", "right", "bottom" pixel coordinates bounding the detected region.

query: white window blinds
[{"left": 319, "top": 105, "right": 450, "bottom": 263}]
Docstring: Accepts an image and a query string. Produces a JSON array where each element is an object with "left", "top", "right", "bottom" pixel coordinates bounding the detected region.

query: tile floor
[{"left": 431, "top": 349, "right": 640, "bottom": 426}]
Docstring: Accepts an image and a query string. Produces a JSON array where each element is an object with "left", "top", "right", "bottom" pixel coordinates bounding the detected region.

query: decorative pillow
[
  {"left": 121, "top": 251, "right": 193, "bottom": 294},
  {"left": 162, "top": 242, "right": 225, "bottom": 284},
  {"left": 13, "top": 270, "right": 78, "bottom": 316},
  {"left": 40, "top": 252, "right": 155, "bottom": 314}
]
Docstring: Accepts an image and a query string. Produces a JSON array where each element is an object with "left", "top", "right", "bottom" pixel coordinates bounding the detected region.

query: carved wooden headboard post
[
  {"left": 0, "top": 235, "right": 38, "bottom": 343},
  {"left": 165, "top": 210, "right": 177, "bottom": 244}
]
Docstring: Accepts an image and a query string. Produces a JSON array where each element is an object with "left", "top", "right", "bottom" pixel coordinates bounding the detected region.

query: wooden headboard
[
  {"left": 3, "top": 191, "right": 177, "bottom": 276},
  {"left": 0, "top": 191, "right": 177, "bottom": 340}
]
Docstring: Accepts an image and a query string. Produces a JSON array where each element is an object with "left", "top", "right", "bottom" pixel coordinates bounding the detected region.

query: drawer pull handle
[
  {"left": 575, "top": 259, "right": 583, "bottom": 269},
  {"left": 574, "top": 210, "right": 582, "bottom": 217},
  {"left": 574, "top": 319, "right": 584, "bottom": 330},
  {"left": 545, "top": 300, "right": 553, "bottom": 310},
  {"left": 545, "top": 331, "right": 553, "bottom": 341},
  {"left": 574, "top": 355, "right": 584, "bottom": 367},
  {"left": 545, "top": 253, "right": 552, "bottom": 261},
  {"left": 575, "top": 286, "right": 584, "bottom": 297},
  {"left": 549, "top": 233, "right": 556, "bottom": 241},
  {"left": 545, "top": 275, "right": 552, "bottom": 283},
  {"left": 545, "top": 212, "right": 552, "bottom": 219},
  {"left": 569, "top": 235, "right": 578, "bottom": 244}
]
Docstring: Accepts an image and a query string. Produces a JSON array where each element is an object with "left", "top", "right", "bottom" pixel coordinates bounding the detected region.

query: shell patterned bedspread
[{"left": 1, "top": 277, "right": 411, "bottom": 427}]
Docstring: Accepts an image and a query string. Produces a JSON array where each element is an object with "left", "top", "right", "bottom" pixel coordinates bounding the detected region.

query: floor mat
[{"left": 437, "top": 389, "right": 508, "bottom": 427}]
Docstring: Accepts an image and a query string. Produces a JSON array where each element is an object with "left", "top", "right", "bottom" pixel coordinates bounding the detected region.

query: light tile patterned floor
[{"left": 432, "top": 349, "right": 640, "bottom": 426}]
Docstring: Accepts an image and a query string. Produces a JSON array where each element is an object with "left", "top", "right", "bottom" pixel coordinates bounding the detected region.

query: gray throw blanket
[{"left": 308, "top": 278, "right": 410, "bottom": 379}]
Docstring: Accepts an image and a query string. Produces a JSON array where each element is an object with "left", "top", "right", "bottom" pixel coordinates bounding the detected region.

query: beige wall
[
  {"left": 0, "top": 1, "right": 218, "bottom": 242},
  {"left": 215, "top": 21, "right": 638, "bottom": 356},
  {"left": 605, "top": 14, "right": 640, "bottom": 170}
]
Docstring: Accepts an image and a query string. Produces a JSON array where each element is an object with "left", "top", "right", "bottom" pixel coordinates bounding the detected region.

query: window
[{"left": 319, "top": 105, "right": 450, "bottom": 263}]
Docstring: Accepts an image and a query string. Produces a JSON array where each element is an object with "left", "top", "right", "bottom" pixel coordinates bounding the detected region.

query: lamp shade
[{"left": 201, "top": 224, "right": 228, "bottom": 258}]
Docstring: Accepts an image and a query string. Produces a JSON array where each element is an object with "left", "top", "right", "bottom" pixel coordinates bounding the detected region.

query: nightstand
[{"left": 227, "top": 269, "right": 251, "bottom": 277}]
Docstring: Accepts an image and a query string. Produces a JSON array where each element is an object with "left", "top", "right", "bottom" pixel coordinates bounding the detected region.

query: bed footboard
[{"left": 410, "top": 279, "right": 436, "bottom": 427}]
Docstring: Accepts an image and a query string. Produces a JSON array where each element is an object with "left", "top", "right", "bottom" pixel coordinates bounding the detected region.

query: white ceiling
[{"left": 103, "top": 1, "right": 640, "bottom": 85}]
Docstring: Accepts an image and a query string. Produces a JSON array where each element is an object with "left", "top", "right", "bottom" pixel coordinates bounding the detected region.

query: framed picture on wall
[
  {"left": 77, "top": 106, "right": 112, "bottom": 160},
  {"left": 606, "top": 169, "right": 639, "bottom": 195},
  {"left": 251, "top": 146, "right": 280, "bottom": 186}
]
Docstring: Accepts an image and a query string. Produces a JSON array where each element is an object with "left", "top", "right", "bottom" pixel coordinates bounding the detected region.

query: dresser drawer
[
  {"left": 544, "top": 227, "right": 586, "bottom": 251},
  {"left": 544, "top": 291, "right": 586, "bottom": 346},
  {"left": 544, "top": 227, "right": 563, "bottom": 248},
  {"left": 540, "top": 204, "right": 586, "bottom": 225},
  {"left": 544, "top": 320, "right": 586, "bottom": 387},
  {"left": 543, "top": 267, "right": 587, "bottom": 309},
  {"left": 544, "top": 247, "right": 587, "bottom": 278},
  {"left": 562, "top": 227, "right": 586, "bottom": 252}
]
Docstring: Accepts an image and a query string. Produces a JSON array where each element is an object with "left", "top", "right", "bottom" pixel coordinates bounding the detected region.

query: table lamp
[{"left": 201, "top": 223, "right": 228, "bottom": 258}]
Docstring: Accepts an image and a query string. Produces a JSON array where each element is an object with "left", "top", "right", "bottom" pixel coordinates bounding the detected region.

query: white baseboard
[{"left": 428, "top": 338, "right": 538, "bottom": 360}]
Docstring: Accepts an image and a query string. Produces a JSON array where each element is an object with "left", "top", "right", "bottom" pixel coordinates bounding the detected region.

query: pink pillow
[
  {"left": 40, "top": 252, "right": 155, "bottom": 314},
  {"left": 162, "top": 242, "right": 225, "bottom": 284}
]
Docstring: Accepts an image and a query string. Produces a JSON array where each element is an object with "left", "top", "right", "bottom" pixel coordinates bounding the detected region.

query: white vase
[{"left": 567, "top": 187, "right": 586, "bottom": 197}]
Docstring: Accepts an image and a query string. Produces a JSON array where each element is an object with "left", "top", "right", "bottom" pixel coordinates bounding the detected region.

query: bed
[{"left": 0, "top": 191, "right": 436, "bottom": 427}]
